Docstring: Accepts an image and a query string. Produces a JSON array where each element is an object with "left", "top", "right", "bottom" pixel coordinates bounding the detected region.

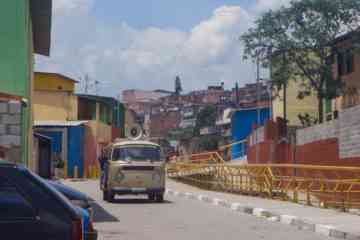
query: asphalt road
[{"left": 64, "top": 180, "right": 331, "bottom": 240}]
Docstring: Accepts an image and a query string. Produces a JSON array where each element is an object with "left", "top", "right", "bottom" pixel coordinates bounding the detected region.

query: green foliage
[
  {"left": 175, "top": 76, "right": 183, "bottom": 95},
  {"left": 167, "top": 127, "right": 194, "bottom": 140},
  {"left": 194, "top": 105, "right": 217, "bottom": 136},
  {"left": 198, "top": 135, "right": 220, "bottom": 151},
  {"left": 241, "top": 0, "right": 360, "bottom": 122}
]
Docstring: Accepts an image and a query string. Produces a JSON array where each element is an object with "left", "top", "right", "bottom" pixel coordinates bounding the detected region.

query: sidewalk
[{"left": 167, "top": 179, "right": 360, "bottom": 239}]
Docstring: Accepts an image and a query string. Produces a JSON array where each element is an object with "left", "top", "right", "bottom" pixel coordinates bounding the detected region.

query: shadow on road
[
  {"left": 111, "top": 198, "right": 173, "bottom": 205},
  {"left": 91, "top": 201, "right": 119, "bottom": 223}
]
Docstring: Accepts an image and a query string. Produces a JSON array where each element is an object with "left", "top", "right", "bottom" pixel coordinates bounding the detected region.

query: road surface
[{"left": 64, "top": 180, "right": 330, "bottom": 240}]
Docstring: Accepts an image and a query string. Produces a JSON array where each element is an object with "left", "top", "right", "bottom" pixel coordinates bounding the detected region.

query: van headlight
[{"left": 113, "top": 170, "right": 125, "bottom": 182}]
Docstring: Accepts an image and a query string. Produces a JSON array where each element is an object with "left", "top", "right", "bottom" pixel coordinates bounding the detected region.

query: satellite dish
[{"left": 126, "top": 124, "right": 143, "bottom": 141}]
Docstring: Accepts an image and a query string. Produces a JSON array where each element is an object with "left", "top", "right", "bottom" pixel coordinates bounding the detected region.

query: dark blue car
[
  {"left": 0, "top": 160, "right": 86, "bottom": 240},
  {"left": 47, "top": 180, "right": 93, "bottom": 217}
]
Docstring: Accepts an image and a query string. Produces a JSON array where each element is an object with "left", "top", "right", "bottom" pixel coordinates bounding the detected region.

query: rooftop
[
  {"left": 332, "top": 29, "right": 360, "bottom": 45},
  {"left": 35, "top": 72, "right": 79, "bottom": 83},
  {"left": 34, "top": 120, "right": 88, "bottom": 127}
]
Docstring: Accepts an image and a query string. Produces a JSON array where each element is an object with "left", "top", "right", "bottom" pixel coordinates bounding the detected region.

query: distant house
[
  {"left": 331, "top": 30, "right": 360, "bottom": 111},
  {"left": 34, "top": 120, "right": 87, "bottom": 178},
  {"left": 33, "top": 73, "right": 125, "bottom": 178},
  {"left": 231, "top": 107, "right": 270, "bottom": 160},
  {"left": 148, "top": 111, "right": 181, "bottom": 138},
  {"left": 77, "top": 94, "right": 125, "bottom": 175},
  {"left": 0, "top": 0, "right": 52, "bottom": 167}
]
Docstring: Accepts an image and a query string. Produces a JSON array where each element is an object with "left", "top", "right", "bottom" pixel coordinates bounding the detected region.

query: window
[
  {"left": 338, "top": 50, "right": 355, "bottom": 76},
  {"left": 346, "top": 49, "right": 354, "bottom": 74},
  {"left": 0, "top": 178, "right": 35, "bottom": 220},
  {"left": 113, "top": 145, "right": 161, "bottom": 162}
]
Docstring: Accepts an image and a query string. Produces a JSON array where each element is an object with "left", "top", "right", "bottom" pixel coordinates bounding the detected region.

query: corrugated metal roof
[{"left": 34, "top": 120, "right": 88, "bottom": 127}]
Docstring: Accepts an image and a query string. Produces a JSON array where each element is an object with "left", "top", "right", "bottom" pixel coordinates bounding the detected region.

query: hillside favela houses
[
  {"left": 0, "top": 1, "right": 52, "bottom": 173},
  {"left": 121, "top": 82, "right": 273, "bottom": 160},
  {"left": 33, "top": 72, "right": 125, "bottom": 178}
]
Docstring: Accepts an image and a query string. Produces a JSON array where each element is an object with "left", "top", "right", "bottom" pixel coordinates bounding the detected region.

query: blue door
[
  {"left": 67, "top": 126, "right": 85, "bottom": 178},
  {"left": 37, "top": 131, "right": 63, "bottom": 157}
]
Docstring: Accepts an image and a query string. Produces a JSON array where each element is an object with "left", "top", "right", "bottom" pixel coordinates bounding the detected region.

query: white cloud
[
  {"left": 53, "top": 0, "right": 94, "bottom": 15},
  {"left": 254, "top": 0, "right": 292, "bottom": 12},
  {"left": 37, "top": 2, "right": 287, "bottom": 97}
]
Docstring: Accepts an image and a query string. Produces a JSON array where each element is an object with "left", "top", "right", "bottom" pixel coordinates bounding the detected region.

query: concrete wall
[
  {"left": 33, "top": 91, "right": 78, "bottom": 121},
  {"left": 0, "top": 100, "right": 22, "bottom": 164},
  {"left": 297, "top": 104, "right": 360, "bottom": 159},
  {"left": 248, "top": 105, "right": 360, "bottom": 166},
  {"left": 83, "top": 120, "right": 112, "bottom": 177}
]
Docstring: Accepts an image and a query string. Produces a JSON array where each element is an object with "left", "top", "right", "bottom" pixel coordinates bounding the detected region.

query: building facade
[
  {"left": 331, "top": 31, "right": 360, "bottom": 111},
  {"left": 0, "top": 0, "right": 52, "bottom": 167},
  {"left": 33, "top": 72, "right": 78, "bottom": 121}
]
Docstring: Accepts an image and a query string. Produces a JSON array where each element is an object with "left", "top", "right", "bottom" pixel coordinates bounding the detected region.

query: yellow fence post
[
  {"left": 74, "top": 166, "right": 79, "bottom": 179},
  {"left": 166, "top": 161, "right": 360, "bottom": 211},
  {"left": 64, "top": 161, "right": 68, "bottom": 179}
]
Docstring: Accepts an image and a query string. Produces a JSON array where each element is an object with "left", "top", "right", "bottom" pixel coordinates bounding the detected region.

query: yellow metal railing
[{"left": 167, "top": 163, "right": 360, "bottom": 211}]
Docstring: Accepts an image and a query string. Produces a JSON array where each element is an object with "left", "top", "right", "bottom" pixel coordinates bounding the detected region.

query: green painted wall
[
  {"left": 0, "top": 0, "right": 31, "bottom": 97},
  {"left": 0, "top": 0, "right": 33, "bottom": 165}
]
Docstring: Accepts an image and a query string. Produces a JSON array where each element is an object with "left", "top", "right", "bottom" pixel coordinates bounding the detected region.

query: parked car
[
  {"left": 75, "top": 206, "right": 98, "bottom": 240},
  {"left": 47, "top": 180, "right": 94, "bottom": 219},
  {"left": 0, "top": 160, "right": 91, "bottom": 240}
]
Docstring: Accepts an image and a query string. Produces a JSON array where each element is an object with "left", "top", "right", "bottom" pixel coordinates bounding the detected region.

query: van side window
[{"left": 0, "top": 177, "right": 36, "bottom": 220}]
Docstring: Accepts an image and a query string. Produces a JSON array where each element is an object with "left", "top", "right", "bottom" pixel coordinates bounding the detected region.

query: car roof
[
  {"left": 113, "top": 140, "right": 160, "bottom": 147},
  {"left": 0, "top": 160, "right": 16, "bottom": 167}
]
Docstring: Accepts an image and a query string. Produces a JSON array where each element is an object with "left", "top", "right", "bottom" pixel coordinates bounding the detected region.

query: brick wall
[
  {"left": 248, "top": 105, "right": 360, "bottom": 166},
  {"left": 0, "top": 100, "right": 22, "bottom": 164},
  {"left": 149, "top": 111, "right": 181, "bottom": 138}
]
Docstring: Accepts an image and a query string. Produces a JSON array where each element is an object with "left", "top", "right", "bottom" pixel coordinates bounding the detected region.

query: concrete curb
[{"left": 165, "top": 189, "right": 360, "bottom": 240}]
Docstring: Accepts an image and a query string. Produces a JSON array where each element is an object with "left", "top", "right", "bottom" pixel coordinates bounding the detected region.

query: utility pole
[
  {"left": 282, "top": 52, "right": 288, "bottom": 135},
  {"left": 95, "top": 80, "right": 100, "bottom": 96},
  {"left": 84, "top": 74, "right": 90, "bottom": 94},
  {"left": 235, "top": 82, "right": 239, "bottom": 107},
  {"left": 256, "top": 52, "right": 261, "bottom": 164}
]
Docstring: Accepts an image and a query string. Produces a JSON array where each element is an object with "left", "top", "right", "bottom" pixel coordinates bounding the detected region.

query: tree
[
  {"left": 194, "top": 105, "right": 217, "bottom": 136},
  {"left": 241, "top": 0, "right": 360, "bottom": 123},
  {"left": 175, "top": 75, "right": 183, "bottom": 95}
]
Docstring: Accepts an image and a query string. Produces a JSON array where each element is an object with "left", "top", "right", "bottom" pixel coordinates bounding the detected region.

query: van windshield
[{"left": 113, "top": 145, "right": 161, "bottom": 162}]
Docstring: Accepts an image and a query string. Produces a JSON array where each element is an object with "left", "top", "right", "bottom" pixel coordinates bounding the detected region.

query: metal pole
[{"left": 256, "top": 53, "right": 260, "bottom": 164}]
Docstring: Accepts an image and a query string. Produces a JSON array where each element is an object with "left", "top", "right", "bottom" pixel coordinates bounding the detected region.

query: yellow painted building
[
  {"left": 33, "top": 72, "right": 78, "bottom": 121},
  {"left": 272, "top": 80, "right": 319, "bottom": 126}
]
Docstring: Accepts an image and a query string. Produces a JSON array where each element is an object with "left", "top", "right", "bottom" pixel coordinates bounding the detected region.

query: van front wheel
[{"left": 103, "top": 190, "right": 114, "bottom": 202}]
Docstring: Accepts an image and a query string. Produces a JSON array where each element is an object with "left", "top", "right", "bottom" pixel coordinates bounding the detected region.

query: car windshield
[{"left": 113, "top": 145, "right": 161, "bottom": 162}]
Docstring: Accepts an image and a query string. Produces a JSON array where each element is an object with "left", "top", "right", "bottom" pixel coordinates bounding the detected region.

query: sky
[{"left": 36, "top": 0, "right": 292, "bottom": 98}]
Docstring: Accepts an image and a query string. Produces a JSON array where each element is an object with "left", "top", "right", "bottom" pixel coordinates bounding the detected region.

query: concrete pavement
[
  {"left": 167, "top": 179, "right": 360, "bottom": 240},
  {"left": 64, "top": 179, "right": 332, "bottom": 240}
]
